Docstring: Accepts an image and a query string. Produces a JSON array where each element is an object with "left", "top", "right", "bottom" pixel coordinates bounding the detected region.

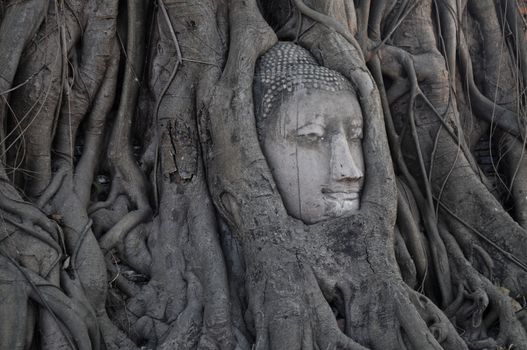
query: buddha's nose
[{"left": 330, "top": 135, "right": 363, "bottom": 183}]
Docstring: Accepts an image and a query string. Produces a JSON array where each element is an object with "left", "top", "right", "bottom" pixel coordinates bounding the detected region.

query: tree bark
[{"left": 1, "top": 0, "right": 527, "bottom": 349}]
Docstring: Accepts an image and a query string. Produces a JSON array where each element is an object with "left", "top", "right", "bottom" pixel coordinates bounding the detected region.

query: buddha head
[{"left": 254, "top": 42, "right": 364, "bottom": 224}]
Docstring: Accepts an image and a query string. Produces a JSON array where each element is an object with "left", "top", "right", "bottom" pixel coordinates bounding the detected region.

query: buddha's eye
[
  {"left": 296, "top": 123, "right": 325, "bottom": 143},
  {"left": 299, "top": 132, "right": 324, "bottom": 142}
]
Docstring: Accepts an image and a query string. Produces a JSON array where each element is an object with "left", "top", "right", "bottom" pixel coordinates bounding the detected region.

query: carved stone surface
[{"left": 254, "top": 42, "right": 364, "bottom": 223}]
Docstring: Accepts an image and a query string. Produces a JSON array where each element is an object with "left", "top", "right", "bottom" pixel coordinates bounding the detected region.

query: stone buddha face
[
  {"left": 255, "top": 42, "right": 365, "bottom": 224},
  {"left": 260, "top": 88, "right": 364, "bottom": 224}
]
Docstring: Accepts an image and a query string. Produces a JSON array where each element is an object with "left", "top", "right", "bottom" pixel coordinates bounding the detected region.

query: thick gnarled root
[
  {"left": 240, "top": 239, "right": 465, "bottom": 350},
  {"left": 336, "top": 276, "right": 466, "bottom": 350},
  {"left": 245, "top": 260, "right": 368, "bottom": 350},
  {"left": 441, "top": 226, "right": 527, "bottom": 349}
]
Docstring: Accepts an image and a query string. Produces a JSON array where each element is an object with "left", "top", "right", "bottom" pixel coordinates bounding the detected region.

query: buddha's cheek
[
  {"left": 294, "top": 148, "right": 331, "bottom": 221},
  {"left": 263, "top": 140, "right": 330, "bottom": 222},
  {"left": 262, "top": 141, "right": 302, "bottom": 217}
]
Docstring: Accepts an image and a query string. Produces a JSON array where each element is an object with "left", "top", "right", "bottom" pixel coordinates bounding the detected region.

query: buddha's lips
[
  {"left": 321, "top": 185, "right": 363, "bottom": 194},
  {"left": 322, "top": 193, "right": 361, "bottom": 218},
  {"left": 324, "top": 192, "right": 360, "bottom": 201}
]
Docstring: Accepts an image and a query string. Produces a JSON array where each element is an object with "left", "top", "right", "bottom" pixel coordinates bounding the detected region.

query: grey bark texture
[{"left": 1, "top": 0, "right": 527, "bottom": 349}]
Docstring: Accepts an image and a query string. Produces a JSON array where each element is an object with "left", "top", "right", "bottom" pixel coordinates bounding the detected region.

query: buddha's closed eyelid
[
  {"left": 289, "top": 123, "right": 327, "bottom": 144},
  {"left": 296, "top": 122, "right": 325, "bottom": 136}
]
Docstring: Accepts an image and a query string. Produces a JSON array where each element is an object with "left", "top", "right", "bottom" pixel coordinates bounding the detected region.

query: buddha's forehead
[{"left": 275, "top": 88, "right": 363, "bottom": 129}]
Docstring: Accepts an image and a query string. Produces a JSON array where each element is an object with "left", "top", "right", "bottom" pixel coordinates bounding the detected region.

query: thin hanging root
[
  {"left": 396, "top": 188, "right": 428, "bottom": 281},
  {"left": 92, "top": 0, "right": 151, "bottom": 253},
  {"left": 370, "top": 54, "right": 433, "bottom": 289},
  {"left": 471, "top": 244, "right": 494, "bottom": 278},
  {"left": 70, "top": 219, "right": 93, "bottom": 272},
  {"left": 1, "top": 254, "right": 93, "bottom": 350},
  {"left": 53, "top": 0, "right": 118, "bottom": 165},
  {"left": 73, "top": 52, "right": 119, "bottom": 199},
  {"left": 0, "top": 191, "right": 60, "bottom": 242},
  {"left": 36, "top": 167, "right": 68, "bottom": 208},
  {"left": 443, "top": 283, "right": 465, "bottom": 317},
  {"left": 438, "top": 224, "right": 490, "bottom": 329},
  {"left": 390, "top": 285, "right": 448, "bottom": 350},
  {"left": 500, "top": 0, "right": 527, "bottom": 91},
  {"left": 152, "top": 0, "right": 183, "bottom": 209},
  {"left": 406, "top": 288, "right": 467, "bottom": 349},
  {"left": 33, "top": 288, "right": 93, "bottom": 350},
  {"left": 395, "top": 226, "right": 418, "bottom": 287},
  {"left": 2, "top": 217, "right": 62, "bottom": 265},
  {"left": 59, "top": 271, "right": 101, "bottom": 350},
  {"left": 437, "top": 199, "right": 527, "bottom": 272},
  {"left": 440, "top": 223, "right": 527, "bottom": 347},
  {"left": 0, "top": 0, "right": 48, "bottom": 130},
  {"left": 458, "top": 29, "right": 526, "bottom": 140},
  {"left": 369, "top": 54, "right": 427, "bottom": 205},
  {"left": 374, "top": 47, "right": 453, "bottom": 306},
  {"left": 292, "top": 0, "right": 364, "bottom": 58},
  {"left": 378, "top": 44, "right": 478, "bottom": 173},
  {"left": 400, "top": 52, "right": 453, "bottom": 307},
  {"left": 435, "top": 0, "right": 459, "bottom": 87},
  {"left": 415, "top": 88, "right": 479, "bottom": 173},
  {"left": 368, "top": 1, "right": 420, "bottom": 60},
  {"left": 355, "top": 0, "right": 370, "bottom": 48}
]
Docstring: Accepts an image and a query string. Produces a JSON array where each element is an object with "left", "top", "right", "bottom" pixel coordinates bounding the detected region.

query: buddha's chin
[
  {"left": 301, "top": 193, "right": 360, "bottom": 224},
  {"left": 291, "top": 194, "right": 361, "bottom": 224},
  {"left": 323, "top": 195, "right": 360, "bottom": 219}
]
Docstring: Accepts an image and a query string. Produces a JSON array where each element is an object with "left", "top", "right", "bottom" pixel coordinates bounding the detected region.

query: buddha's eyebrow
[{"left": 297, "top": 121, "right": 325, "bottom": 129}]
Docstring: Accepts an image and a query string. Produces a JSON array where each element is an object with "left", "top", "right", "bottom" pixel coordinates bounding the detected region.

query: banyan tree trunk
[{"left": 0, "top": 0, "right": 527, "bottom": 349}]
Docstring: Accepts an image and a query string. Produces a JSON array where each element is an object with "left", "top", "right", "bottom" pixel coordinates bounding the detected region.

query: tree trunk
[{"left": 1, "top": 0, "right": 527, "bottom": 349}]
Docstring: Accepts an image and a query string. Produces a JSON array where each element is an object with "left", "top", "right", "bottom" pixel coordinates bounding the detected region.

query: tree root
[
  {"left": 88, "top": 171, "right": 151, "bottom": 254},
  {"left": 242, "top": 237, "right": 466, "bottom": 350},
  {"left": 246, "top": 257, "right": 369, "bottom": 350},
  {"left": 292, "top": 0, "right": 363, "bottom": 57},
  {"left": 394, "top": 225, "right": 418, "bottom": 288},
  {"left": 0, "top": 0, "right": 48, "bottom": 134},
  {"left": 408, "top": 288, "right": 468, "bottom": 348},
  {"left": 458, "top": 29, "right": 526, "bottom": 140},
  {"left": 36, "top": 166, "right": 67, "bottom": 208},
  {"left": 0, "top": 254, "right": 32, "bottom": 350},
  {"left": 440, "top": 221, "right": 527, "bottom": 348},
  {"left": 2, "top": 1, "right": 527, "bottom": 349},
  {"left": 0, "top": 186, "right": 63, "bottom": 278},
  {"left": 498, "top": 132, "right": 527, "bottom": 229},
  {"left": 396, "top": 179, "right": 428, "bottom": 283},
  {"left": 92, "top": 0, "right": 151, "bottom": 255},
  {"left": 0, "top": 188, "right": 60, "bottom": 241},
  {"left": 1, "top": 254, "right": 95, "bottom": 350},
  {"left": 98, "top": 206, "right": 151, "bottom": 253},
  {"left": 98, "top": 313, "right": 140, "bottom": 350}
]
